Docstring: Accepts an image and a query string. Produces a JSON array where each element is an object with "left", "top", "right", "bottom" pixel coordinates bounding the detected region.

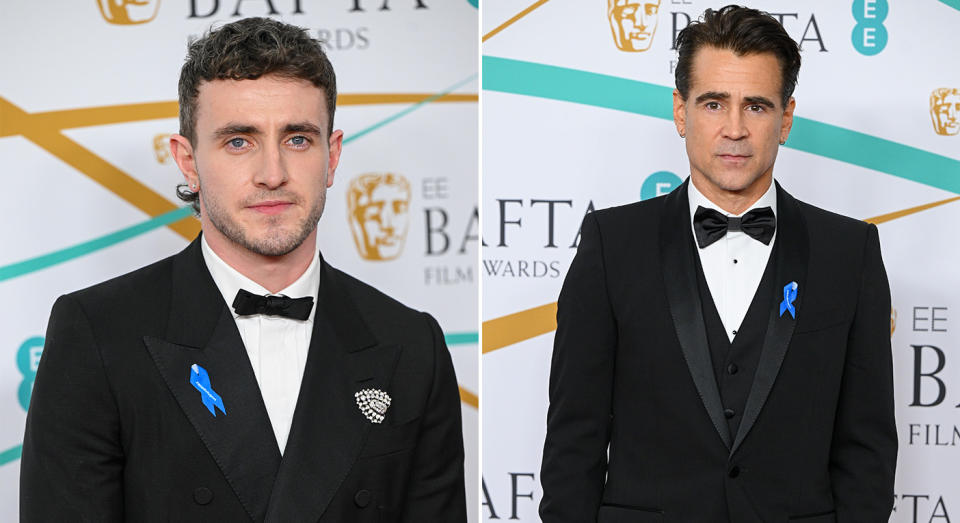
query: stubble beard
[{"left": 202, "top": 188, "right": 326, "bottom": 257}]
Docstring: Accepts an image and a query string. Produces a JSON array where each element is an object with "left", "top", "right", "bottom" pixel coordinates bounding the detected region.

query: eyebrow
[
  {"left": 694, "top": 91, "right": 777, "bottom": 109},
  {"left": 694, "top": 91, "right": 730, "bottom": 104},
  {"left": 212, "top": 122, "right": 325, "bottom": 138},
  {"left": 213, "top": 124, "right": 258, "bottom": 138},
  {"left": 744, "top": 96, "right": 777, "bottom": 109},
  {"left": 282, "top": 122, "right": 325, "bottom": 135}
]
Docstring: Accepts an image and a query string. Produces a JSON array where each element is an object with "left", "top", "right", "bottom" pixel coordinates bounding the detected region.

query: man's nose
[
  {"left": 253, "top": 143, "right": 288, "bottom": 189},
  {"left": 722, "top": 109, "right": 749, "bottom": 140}
]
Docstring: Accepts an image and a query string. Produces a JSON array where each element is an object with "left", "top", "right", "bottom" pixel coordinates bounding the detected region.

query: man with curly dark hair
[{"left": 21, "top": 17, "right": 467, "bottom": 522}]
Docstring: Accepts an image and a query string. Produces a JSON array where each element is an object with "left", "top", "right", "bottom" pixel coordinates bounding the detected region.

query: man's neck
[
  {"left": 202, "top": 229, "right": 317, "bottom": 294},
  {"left": 690, "top": 173, "right": 772, "bottom": 215}
]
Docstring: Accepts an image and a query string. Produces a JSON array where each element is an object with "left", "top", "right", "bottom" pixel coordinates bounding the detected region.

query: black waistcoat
[{"left": 693, "top": 241, "right": 779, "bottom": 439}]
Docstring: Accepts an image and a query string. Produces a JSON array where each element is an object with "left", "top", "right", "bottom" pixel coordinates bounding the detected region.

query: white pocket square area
[{"left": 355, "top": 388, "right": 392, "bottom": 424}]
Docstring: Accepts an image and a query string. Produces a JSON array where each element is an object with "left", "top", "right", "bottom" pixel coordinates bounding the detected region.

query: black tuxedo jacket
[
  {"left": 540, "top": 180, "right": 897, "bottom": 523},
  {"left": 21, "top": 238, "right": 467, "bottom": 522}
]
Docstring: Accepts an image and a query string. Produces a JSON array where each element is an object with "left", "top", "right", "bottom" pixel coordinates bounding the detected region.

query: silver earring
[{"left": 190, "top": 183, "right": 198, "bottom": 190}]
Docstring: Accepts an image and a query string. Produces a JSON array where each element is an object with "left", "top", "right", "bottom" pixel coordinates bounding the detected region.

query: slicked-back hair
[
  {"left": 175, "top": 17, "right": 336, "bottom": 213},
  {"left": 674, "top": 5, "right": 801, "bottom": 108}
]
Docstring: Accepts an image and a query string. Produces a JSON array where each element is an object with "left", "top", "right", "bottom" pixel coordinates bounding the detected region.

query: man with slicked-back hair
[
  {"left": 540, "top": 5, "right": 896, "bottom": 522},
  {"left": 21, "top": 17, "right": 466, "bottom": 523}
]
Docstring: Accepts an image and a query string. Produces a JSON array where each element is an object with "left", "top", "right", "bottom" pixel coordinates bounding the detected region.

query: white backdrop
[
  {"left": 482, "top": 1, "right": 960, "bottom": 521},
  {"left": 0, "top": 1, "right": 478, "bottom": 520}
]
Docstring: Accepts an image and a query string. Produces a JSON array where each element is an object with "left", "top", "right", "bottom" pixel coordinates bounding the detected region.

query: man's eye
[
  {"left": 289, "top": 135, "right": 308, "bottom": 146},
  {"left": 747, "top": 104, "right": 765, "bottom": 113},
  {"left": 705, "top": 102, "right": 721, "bottom": 110},
  {"left": 228, "top": 138, "right": 247, "bottom": 148}
]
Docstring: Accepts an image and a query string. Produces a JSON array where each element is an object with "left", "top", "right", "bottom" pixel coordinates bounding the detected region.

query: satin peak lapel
[
  {"left": 264, "top": 262, "right": 401, "bottom": 523},
  {"left": 143, "top": 238, "right": 281, "bottom": 522},
  {"left": 660, "top": 179, "right": 731, "bottom": 449},
  {"left": 730, "top": 184, "right": 809, "bottom": 455}
]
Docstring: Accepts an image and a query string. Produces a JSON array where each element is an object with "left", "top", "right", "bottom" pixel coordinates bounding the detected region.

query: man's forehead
[
  {"left": 688, "top": 47, "right": 782, "bottom": 96},
  {"left": 194, "top": 76, "right": 328, "bottom": 130}
]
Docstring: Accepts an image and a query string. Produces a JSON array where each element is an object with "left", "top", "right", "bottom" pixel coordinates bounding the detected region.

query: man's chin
[{"left": 233, "top": 226, "right": 314, "bottom": 257}]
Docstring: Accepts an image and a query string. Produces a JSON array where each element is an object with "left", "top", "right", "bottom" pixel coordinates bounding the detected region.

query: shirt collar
[
  {"left": 200, "top": 235, "right": 321, "bottom": 322},
  {"left": 687, "top": 176, "right": 778, "bottom": 226}
]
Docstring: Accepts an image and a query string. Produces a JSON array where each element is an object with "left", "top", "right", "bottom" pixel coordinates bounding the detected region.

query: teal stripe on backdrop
[
  {"left": 445, "top": 332, "right": 479, "bottom": 346},
  {"left": 0, "top": 445, "right": 21, "bottom": 467},
  {"left": 940, "top": 0, "right": 960, "bottom": 11},
  {"left": 0, "top": 207, "right": 194, "bottom": 283},
  {"left": 482, "top": 55, "right": 960, "bottom": 194},
  {"left": 344, "top": 73, "right": 478, "bottom": 145},
  {"left": 483, "top": 55, "right": 674, "bottom": 120}
]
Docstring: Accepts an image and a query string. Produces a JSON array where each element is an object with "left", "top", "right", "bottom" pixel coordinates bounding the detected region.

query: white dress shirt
[
  {"left": 200, "top": 237, "right": 320, "bottom": 454},
  {"left": 688, "top": 179, "right": 777, "bottom": 343}
]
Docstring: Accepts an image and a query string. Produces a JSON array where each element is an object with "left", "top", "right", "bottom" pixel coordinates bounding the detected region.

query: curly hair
[{"left": 175, "top": 17, "right": 336, "bottom": 213}]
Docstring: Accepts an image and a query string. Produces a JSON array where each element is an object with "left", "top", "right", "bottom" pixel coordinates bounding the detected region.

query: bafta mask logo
[
  {"left": 97, "top": 0, "right": 161, "bottom": 25},
  {"left": 347, "top": 173, "right": 411, "bottom": 261},
  {"left": 890, "top": 308, "right": 896, "bottom": 337},
  {"left": 930, "top": 88, "right": 960, "bottom": 136},
  {"left": 153, "top": 133, "right": 172, "bottom": 164},
  {"left": 608, "top": 0, "right": 661, "bottom": 52}
]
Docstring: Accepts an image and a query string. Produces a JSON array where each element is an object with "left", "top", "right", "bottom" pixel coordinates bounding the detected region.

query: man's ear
[
  {"left": 170, "top": 134, "right": 199, "bottom": 188},
  {"left": 779, "top": 96, "right": 796, "bottom": 144},
  {"left": 326, "top": 129, "right": 344, "bottom": 188},
  {"left": 673, "top": 89, "right": 687, "bottom": 137}
]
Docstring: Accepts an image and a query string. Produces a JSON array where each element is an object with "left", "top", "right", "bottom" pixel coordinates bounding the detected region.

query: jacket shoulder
[
  {"left": 329, "top": 266, "right": 422, "bottom": 319},
  {"left": 795, "top": 198, "right": 875, "bottom": 255},
  {"left": 590, "top": 197, "right": 663, "bottom": 228},
  {"left": 797, "top": 199, "right": 872, "bottom": 235},
  {"left": 326, "top": 266, "right": 439, "bottom": 341},
  {"left": 65, "top": 252, "right": 177, "bottom": 315}
]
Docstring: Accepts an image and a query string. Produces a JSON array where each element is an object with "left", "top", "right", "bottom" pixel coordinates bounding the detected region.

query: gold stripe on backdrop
[
  {"left": 483, "top": 0, "right": 551, "bottom": 42},
  {"left": 482, "top": 302, "right": 557, "bottom": 354},
  {"left": 459, "top": 386, "right": 479, "bottom": 408},
  {"left": 0, "top": 97, "right": 199, "bottom": 240},
  {"left": 865, "top": 195, "right": 960, "bottom": 224}
]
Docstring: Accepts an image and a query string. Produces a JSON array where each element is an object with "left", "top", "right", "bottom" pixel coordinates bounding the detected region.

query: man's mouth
[
  {"left": 248, "top": 201, "right": 293, "bottom": 215},
  {"left": 716, "top": 154, "right": 753, "bottom": 167}
]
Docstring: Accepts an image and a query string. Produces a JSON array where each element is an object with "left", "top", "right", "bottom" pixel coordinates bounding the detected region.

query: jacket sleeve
[
  {"left": 399, "top": 312, "right": 467, "bottom": 522},
  {"left": 829, "top": 224, "right": 898, "bottom": 521},
  {"left": 20, "top": 294, "right": 125, "bottom": 522},
  {"left": 540, "top": 211, "right": 617, "bottom": 522}
]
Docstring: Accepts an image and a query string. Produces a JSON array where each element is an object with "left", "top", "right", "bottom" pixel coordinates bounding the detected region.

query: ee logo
[
  {"left": 641, "top": 171, "right": 682, "bottom": 201},
  {"left": 852, "top": 0, "right": 888, "bottom": 56},
  {"left": 16, "top": 337, "right": 44, "bottom": 411}
]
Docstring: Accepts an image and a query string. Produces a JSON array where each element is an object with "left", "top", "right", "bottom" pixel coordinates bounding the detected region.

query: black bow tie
[
  {"left": 232, "top": 289, "right": 314, "bottom": 320},
  {"left": 693, "top": 205, "right": 776, "bottom": 249}
]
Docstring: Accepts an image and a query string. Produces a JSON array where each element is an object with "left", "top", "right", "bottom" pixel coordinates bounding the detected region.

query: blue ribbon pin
[
  {"left": 779, "top": 281, "right": 798, "bottom": 319},
  {"left": 190, "top": 364, "right": 226, "bottom": 417}
]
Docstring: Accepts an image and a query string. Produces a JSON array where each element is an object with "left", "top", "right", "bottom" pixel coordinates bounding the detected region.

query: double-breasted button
[
  {"left": 193, "top": 487, "right": 214, "bottom": 505},
  {"left": 354, "top": 489, "right": 372, "bottom": 508},
  {"left": 723, "top": 408, "right": 736, "bottom": 419},
  {"left": 727, "top": 363, "right": 739, "bottom": 375},
  {"left": 728, "top": 466, "right": 741, "bottom": 478}
]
